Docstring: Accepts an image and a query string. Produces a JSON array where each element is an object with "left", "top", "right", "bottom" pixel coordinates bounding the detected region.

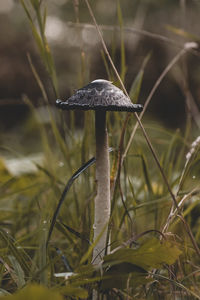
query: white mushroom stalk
[
  {"left": 93, "top": 110, "right": 110, "bottom": 263},
  {"left": 55, "top": 79, "right": 143, "bottom": 264}
]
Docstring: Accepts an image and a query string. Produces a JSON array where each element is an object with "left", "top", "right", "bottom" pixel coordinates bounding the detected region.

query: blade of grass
[
  {"left": 117, "top": 0, "right": 126, "bottom": 82},
  {"left": 46, "top": 156, "right": 96, "bottom": 247},
  {"left": 39, "top": 219, "right": 48, "bottom": 285},
  {"left": 24, "top": 56, "right": 71, "bottom": 164},
  {"left": 8, "top": 255, "right": 25, "bottom": 288},
  {"left": 129, "top": 53, "right": 151, "bottom": 103},
  {"left": 166, "top": 24, "right": 199, "bottom": 41},
  {"left": 27, "top": 53, "right": 48, "bottom": 104},
  {"left": 149, "top": 272, "right": 200, "bottom": 300},
  {"left": 123, "top": 44, "right": 197, "bottom": 162},
  {"left": 58, "top": 221, "right": 91, "bottom": 245},
  {"left": 81, "top": 221, "right": 110, "bottom": 265},
  {"left": 0, "top": 229, "right": 31, "bottom": 276},
  {"left": 20, "top": 0, "right": 58, "bottom": 96},
  {"left": 101, "top": 50, "right": 112, "bottom": 81}
]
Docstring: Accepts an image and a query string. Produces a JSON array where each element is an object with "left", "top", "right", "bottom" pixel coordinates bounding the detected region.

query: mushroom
[{"left": 56, "top": 79, "right": 143, "bottom": 264}]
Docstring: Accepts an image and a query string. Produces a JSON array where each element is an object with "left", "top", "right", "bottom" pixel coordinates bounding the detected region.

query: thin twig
[
  {"left": 161, "top": 188, "right": 200, "bottom": 233},
  {"left": 65, "top": 21, "right": 200, "bottom": 58}
]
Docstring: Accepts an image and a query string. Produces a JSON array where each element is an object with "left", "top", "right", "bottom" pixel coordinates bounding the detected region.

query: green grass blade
[
  {"left": 8, "top": 255, "right": 25, "bottom": 288},
  {"left": 0, "top": 229, "right": 31, "bottom": 276},
  {"left": 129, "top": 53, "right": 151, "bottom": 103},
  {"left": 117, "top": 0, "right": 126, "bottom": 82}
]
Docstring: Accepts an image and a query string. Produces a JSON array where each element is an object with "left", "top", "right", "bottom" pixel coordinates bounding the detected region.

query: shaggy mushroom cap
[{"left": 56, "top": 79, "right": 143, "bottom": 112}]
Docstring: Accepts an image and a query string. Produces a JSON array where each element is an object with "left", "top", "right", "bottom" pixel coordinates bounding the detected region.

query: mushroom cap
[{"left": 56, "top": 79, "right": 143, "bottom": 112}]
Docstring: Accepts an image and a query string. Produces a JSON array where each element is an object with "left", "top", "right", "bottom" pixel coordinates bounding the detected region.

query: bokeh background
[{"left": 1, "top": 0, "right": 200, "bottom": 132}]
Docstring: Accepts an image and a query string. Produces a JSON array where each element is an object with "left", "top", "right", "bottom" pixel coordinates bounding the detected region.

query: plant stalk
[{"left": 93, "top": 111, "right": 110, "bottom": 264}]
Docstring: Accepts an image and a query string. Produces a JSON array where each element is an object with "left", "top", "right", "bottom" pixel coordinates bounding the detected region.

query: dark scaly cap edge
[{"left": 56, "top": 99, "right": 143, "bottom": 112}]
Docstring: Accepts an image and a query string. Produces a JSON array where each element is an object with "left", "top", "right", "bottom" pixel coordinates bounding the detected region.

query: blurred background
[{"left": 0, "top": 0, "right": 200, "bottom": 173}]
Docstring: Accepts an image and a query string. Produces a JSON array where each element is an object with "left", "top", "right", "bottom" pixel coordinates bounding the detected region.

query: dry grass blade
[
  {"left": 149, "top": 272, "right": 200, "bottom": 299},
  {"left": 65, "top": 21, "right": 200, "bottom": 58},
  {"left": 27, "top": 53, "right": 48, "bottom": 104},
  {"left": 122, "top": 46, "right": 194, "bottom": 161}
]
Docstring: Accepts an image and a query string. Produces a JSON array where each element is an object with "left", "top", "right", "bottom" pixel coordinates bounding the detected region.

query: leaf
[
  {"left": 0, "top": 284, "right": 63, "bottom": 300},
  {"left": 101, "top": 270, "right": 151, "bottom": 290},
  {"left": 104, "top": 238, "right": 182, "bottom": 270}
]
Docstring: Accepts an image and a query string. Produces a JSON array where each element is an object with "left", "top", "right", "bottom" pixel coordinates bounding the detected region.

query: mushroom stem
[{"left": 93, "top": 110, "right": 110, "bottom": 263}]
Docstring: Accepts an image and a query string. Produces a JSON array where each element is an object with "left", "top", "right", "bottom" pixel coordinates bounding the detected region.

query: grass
[{"left": 0, "top": 0, "right": 200, "bottom": 299}]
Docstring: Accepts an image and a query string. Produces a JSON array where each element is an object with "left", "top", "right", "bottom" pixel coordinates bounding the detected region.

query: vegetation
[{"left": 0, "top": 0, "right": 200, "bottom": 299}]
